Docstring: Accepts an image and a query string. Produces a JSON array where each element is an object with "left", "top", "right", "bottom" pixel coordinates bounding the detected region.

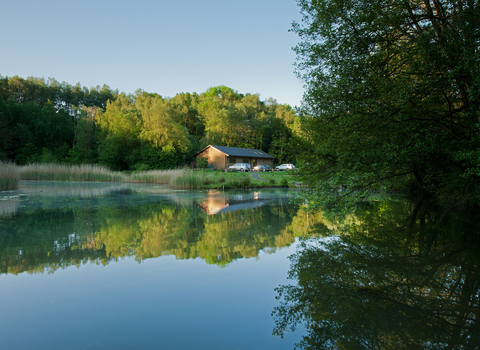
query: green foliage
[
  {"left": 0, "top": 75, "right": 305, "bottom": 171},
  {"left": 133, "top": 163, "right": 151, "bottom": 172},
  {"left": 294, "top": 0, "right": 480, "bottom": 210},
  {"left": 15, "top": 142, "right": 39, "bottom": 164},
  {"left": 197, "top": 157, "right": 208, "bottom": 169},
  {"left": 38, "top": 148, "right": 57, "bottom": 163}
]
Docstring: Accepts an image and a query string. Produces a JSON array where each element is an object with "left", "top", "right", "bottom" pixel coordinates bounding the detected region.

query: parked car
[
  {"left": 253, "top": 164, "right": 271, "bottom": 172},
  {"left": 228, "top": 163, "right": 251, "bottom": 172},
  {"left": 275, "top": 163, "right": 295, "bottom": 171}
]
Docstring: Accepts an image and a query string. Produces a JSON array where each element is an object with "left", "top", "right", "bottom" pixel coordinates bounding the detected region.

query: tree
[{"left": 293, "top": 0, "right": 480, "bottom": 210}]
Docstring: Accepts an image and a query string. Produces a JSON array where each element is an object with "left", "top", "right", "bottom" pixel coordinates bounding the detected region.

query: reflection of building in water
[
  {"left": 195, "top": 193, "right": 229, "bottom": 215},
  {"left": 195, "top": 191, "right": 275, "bottom": 215}
]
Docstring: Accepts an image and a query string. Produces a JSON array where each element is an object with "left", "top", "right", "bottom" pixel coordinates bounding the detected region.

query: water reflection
[
  {"left": 272, "top": 200, "right": 480, "bottom": 349},
  {"left": 0, "top": 181, "right": 297, "bottom": 275},
  {"left": 195, "top": 190, "right": 283, "bottom": 215}
]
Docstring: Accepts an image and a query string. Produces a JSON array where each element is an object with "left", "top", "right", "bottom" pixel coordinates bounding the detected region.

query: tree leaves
[{"left": 294, "top": 0, "right": 480, "bottom": 209}]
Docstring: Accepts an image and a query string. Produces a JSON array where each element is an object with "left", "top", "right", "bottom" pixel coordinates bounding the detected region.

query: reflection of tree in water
[
  {"left": 0, "top": 196, "right": 297, "bottom": 275},
  {"left": 272, "top": 200, "right": 480, "bottom": 349}
]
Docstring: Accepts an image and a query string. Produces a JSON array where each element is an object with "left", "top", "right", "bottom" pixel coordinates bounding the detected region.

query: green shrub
[
  {"left": 202, "top": 175, "right": 215, "bottom": 185},
  {"left": 134, "top": 163, "right": 151, "bottom": 171},
  {"left": 197, "top": 157, "right": 208, "bottom": 169},
  {"left": 229, "top": 178, "right": 239, "bottom": 188},
  {"left": 241, "top": 176, "right": 251, "bottom": 187}
]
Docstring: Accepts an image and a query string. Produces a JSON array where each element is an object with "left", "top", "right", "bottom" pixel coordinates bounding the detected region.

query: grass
[
  {"left": 0, "top": 162, "right": 20, "bottom": 191},
  {"left": 0, "top": 163, "right": 299, "bottom": 191},
  {"left": 171, "top": 169, "right": 298, "bottom": 189}
]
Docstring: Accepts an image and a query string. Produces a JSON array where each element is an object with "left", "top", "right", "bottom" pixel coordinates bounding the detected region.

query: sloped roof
[{"left": 194, "top": 145, "right": 275, "bottom": 159}]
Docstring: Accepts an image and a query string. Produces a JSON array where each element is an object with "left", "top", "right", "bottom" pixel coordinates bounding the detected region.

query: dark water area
[
  {"left": 272, "top": 199, "right": 480, "bottom": 349},
  {"left": 0, "top": 181, "right": 478, "bottom": 349}
]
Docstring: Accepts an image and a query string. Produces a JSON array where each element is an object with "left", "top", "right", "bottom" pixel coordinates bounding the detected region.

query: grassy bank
[
  {"left": 171, "top": 169, "right": 296, "bottom": 189},
  {"left": 0, "top": 162, "right": 20, "bottom": 191},
  {"left": 0, "top": 163, "right": 298, "bottom": 191}
]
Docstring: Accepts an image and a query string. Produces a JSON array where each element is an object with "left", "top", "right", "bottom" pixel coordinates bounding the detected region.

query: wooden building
[{"left": 194, "top": 145, "right": 275, "bottom": 170}]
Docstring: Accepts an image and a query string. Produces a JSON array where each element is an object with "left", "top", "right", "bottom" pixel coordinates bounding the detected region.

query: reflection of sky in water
[
  {"left": 1, "top": 245, "right": 302, "bottom": 350},
  {"left": 0, "top": 181, "right": 303, "bottom": 349}
]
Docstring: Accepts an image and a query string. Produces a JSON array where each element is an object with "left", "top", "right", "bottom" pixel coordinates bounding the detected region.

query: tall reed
[
  {"left": 20, "top": 163, "right": 126, "bottom": 182},
  {"left": 0, "top": 162, "right": 20, "bottom": 190},
  {"left": 128, "top": 168, "right": 185, "bottom": 185},
  {"left": 171, "top": 169, "right": 202, "bottom": 189}
]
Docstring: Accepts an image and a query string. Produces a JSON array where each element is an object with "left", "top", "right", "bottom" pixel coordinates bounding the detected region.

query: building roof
[{"left": 194, "top": 145, "right": 275, "bottom": 159}]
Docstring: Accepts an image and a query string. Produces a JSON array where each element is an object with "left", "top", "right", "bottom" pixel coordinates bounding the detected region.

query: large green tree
[{"left": 294, "top": 0, "right": 480, "bottom": 210}]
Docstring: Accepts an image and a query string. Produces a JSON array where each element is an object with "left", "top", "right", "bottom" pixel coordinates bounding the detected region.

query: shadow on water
[
  {"left": 0, "top": 181, "right": 297, "bottom": 274},
  {"left": 272, "top": 199, "right": 480, "bottom": 349}
]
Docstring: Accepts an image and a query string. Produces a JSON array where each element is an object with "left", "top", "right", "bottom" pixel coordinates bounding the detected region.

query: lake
[
  {"left": 0, "top": 181, "right": 303, "bottom": 350},
  {"left": 1, "top": 181, "right": 479, "bottom": 349}
]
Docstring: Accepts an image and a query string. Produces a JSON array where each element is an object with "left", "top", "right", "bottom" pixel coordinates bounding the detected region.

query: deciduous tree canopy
[
  {"left": 0, "top": 75, "right": 303, "bottom": 170},
  {"left": 294, "top": 0, "right": 480, "bottom": 209}
]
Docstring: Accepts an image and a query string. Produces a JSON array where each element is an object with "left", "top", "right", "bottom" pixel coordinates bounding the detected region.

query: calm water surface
[
  {"left": 1, "top": 181, "right": 479, "bottom": 349},
  {"left": 0, "top": 181, "right": 303, "bottom": 350}
]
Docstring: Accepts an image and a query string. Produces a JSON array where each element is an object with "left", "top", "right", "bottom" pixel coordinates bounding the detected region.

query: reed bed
[
  {"left": 171, "top": 169, "right": 203, "bottom": 189},
  {"left": 128, "top": 168, "right": 185, "bottom": 185},
  {"left": 0, "top": 162, "right": 20, "bottom": 191},
  {"left": 1, "top": 162, "right": 292, "bottom": 192},
  {"left": 20, "top": 163, "right": 127, "bottom": 182}
]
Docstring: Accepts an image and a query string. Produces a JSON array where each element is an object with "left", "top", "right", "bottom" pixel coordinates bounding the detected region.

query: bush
[
  {"left": 197, "top": 157, "right": 208, "bottom": 169},
  {"left": 134, "top": 163, "right": 151, "bottom": 171},
  {"left": 241, "top": 176, "right": 251, "bottom": 187}
]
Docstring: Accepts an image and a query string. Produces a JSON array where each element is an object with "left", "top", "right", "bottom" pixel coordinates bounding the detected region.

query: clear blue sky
[{"left": 1, "top": 0, "right": 305, "bottom": 107}]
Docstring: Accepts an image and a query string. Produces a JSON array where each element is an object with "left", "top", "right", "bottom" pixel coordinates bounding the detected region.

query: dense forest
[{"left": 0, "top": 75, "right": 304, "bottom": 170}]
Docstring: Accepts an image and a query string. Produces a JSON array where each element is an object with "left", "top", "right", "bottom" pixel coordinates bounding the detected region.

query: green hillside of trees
[{"left": 0, "top": 75, "right": 303, "bottom": 170}]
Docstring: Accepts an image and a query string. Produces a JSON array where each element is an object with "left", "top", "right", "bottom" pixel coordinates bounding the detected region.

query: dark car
[{"left": 253, "top": 164, "right": 271, "bottom": 172}]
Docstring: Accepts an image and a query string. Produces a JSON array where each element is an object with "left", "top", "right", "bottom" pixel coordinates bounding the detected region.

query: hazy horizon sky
[{"left": 1, "top": 0, "right": 305, "bottom": 107}]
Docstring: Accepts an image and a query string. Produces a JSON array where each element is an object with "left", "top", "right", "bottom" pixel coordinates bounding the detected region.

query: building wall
[{"left": 196, "top": 148, "right": 227, "bottom": 169}]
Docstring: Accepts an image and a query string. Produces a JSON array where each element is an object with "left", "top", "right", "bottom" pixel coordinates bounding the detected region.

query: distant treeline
[{"left": 0, "top": 75, "right": 304, "bottom": 170}]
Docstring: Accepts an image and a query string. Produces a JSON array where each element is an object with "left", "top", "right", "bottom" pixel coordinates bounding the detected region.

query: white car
[
  {"left": 275, "top": 163, "right": 295, "bottom": 171},
  {"left": 228, "top": 163, "right": 251, "bottom": 172}
]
